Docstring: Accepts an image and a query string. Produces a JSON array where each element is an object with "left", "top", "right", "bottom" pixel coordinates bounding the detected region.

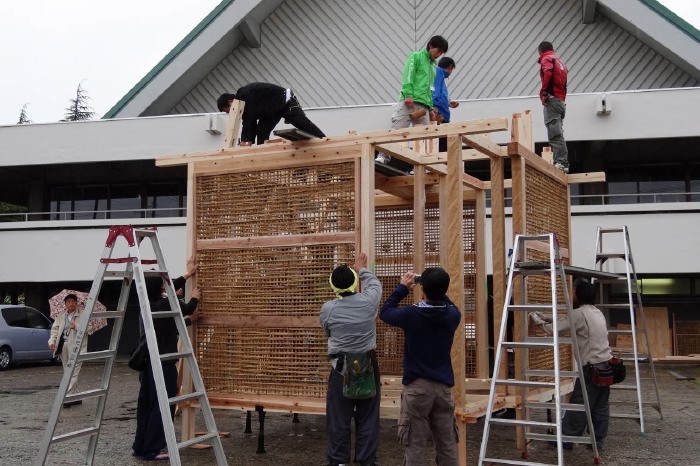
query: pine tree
[
  {"left": 17, "top": 103, "right": 32, "bottom": 124},
  {"left": 64, "top": 82, "right": 97, "bottom": 121}
]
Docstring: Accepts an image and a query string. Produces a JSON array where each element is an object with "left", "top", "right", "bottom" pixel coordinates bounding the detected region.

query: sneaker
[
  {"left": 554, "top": 162, "right": 569, "bottom": 173},
  {"left": 375, "top": 153, "right": 390, "bottom": 164}
]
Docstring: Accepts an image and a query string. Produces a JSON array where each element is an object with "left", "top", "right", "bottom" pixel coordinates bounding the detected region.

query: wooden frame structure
[{"left": 156, "top": 104, "right": 604, "bottom": 464}]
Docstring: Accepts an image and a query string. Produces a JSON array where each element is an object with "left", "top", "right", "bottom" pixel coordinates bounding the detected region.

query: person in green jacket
[{"left": 376, "top": 35, "right": 448, "bottom": 167}]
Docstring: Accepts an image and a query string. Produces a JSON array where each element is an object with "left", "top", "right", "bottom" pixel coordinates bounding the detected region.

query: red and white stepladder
[{"left": 35, "top": 225, "right": 228, "bottom": 466}]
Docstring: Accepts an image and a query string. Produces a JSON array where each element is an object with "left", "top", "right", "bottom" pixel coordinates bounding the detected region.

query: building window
[
  {"left": 147, "top": 182, "right": 183, "bottom": 218},
  {"left": 110, "top": 185, "right": 141, "bottom": 219}
]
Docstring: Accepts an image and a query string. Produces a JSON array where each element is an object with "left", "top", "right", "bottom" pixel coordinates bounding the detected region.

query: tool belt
[
  {"left": 330, "top": 350, "right": 377, "bottom": 400},
  {"left": 590, "top": 361, "right": 614, "bottom": 387}
]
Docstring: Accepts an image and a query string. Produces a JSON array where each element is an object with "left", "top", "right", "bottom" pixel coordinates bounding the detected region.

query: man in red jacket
[{"left": 538, "top": 41, "right": 569, "bottom": 173}]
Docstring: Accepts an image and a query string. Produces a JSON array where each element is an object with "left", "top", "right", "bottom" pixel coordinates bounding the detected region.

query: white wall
[
  {"left": 2, "top": 87, "right": 699, "bottom": 168},
  {"left": 0, "top": 221, "right": 187, "bottom": 283}
]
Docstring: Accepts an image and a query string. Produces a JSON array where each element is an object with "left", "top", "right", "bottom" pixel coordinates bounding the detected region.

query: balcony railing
[{"left": 0, "top": 207, "right": 186, "bottom": 223}]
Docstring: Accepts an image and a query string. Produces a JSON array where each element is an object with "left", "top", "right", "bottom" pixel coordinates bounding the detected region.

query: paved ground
[{"left": 1, "top": 360, "right": 698, "bottom": 465}]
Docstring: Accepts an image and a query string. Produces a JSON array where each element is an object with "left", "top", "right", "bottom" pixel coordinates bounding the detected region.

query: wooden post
[
  {"left": 490, "top": 155, "right": 506, "bottom": 386},
  {"left": 510, "top": 120, "right": 528, "bottom": 450},
  {"left": 223, "top": 99, "right": 245, "bottom": 149},
  {"left": 181, "top": 162, "right": 197, "bottom": 441},
  {"left": 442, "top": 134, "right": 466, "bottom": 465},
  {"left": 475, "top": 189, "right": 489, "bottom": 378},
  {"left": 413, "top": 138, "right": 427, "bottom": 301},
  {"left": 359, "top": 144, "right": 375, "bottom": 262}
]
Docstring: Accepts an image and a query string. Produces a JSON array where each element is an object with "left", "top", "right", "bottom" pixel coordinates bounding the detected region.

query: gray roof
[{"left": 106, "top": 0, "right": 700, "bottom": 119}]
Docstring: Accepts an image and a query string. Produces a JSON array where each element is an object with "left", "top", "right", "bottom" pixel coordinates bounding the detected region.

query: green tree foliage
[
  {"left": 64, "top": 82, "right": 97, "bottom": 121},
  {"left": 17, "top": 103, "right": 32, "bottom": 124}
]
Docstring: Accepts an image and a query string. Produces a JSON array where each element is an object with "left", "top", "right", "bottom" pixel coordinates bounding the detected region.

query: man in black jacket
[{"left": 217, "top": 83, "right": 325, "bottom": 145}]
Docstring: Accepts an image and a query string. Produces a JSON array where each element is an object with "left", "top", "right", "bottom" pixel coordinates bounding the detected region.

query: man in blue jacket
[
  {"left": 432, "top": 56, "right": 459, "bottom": 153},
  {"left": 379, "top": 267, "right": 461, "bottom": 466}
]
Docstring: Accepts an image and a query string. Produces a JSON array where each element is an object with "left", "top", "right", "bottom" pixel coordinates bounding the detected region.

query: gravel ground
[{"left": 1, "top": 361, "right": 698, "bottom": 465}]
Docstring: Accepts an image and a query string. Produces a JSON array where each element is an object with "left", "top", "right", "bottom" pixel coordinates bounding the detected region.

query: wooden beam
[
  {"left": 568, "top": 171, "right": 606, "bottom": 184},
  {"left": 375, "top": 142, "right": 422, "bottom": 166},
  {"left": 507, "top": 142, "right": 567, "bottom": 184},
  {"left": 197, "top": 232, "right": 355, "bottom": 250},
  {"left": 156, "top": 117, "right": 510, "bottom": 167},
  {"left": 190, "top": 147, "right": 359, "bottom": 175},
  {"left": 422, "top": 149, "right": 491, "bottom": 164},
  {"left": 461, "top": 134, "right": 508, "bottom": 158},
  {"left": 222, "top": 99, "right": 245, "bottom": 149}
]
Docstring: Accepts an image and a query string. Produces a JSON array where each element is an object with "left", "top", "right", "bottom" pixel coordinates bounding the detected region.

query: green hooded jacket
[{"left": 399, "top": 48, "right": 437, "bottom": 108}]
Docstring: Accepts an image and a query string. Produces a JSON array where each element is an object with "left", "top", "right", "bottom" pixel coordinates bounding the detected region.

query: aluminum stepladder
[
  {"left": 479, "top": 233, "right": 600, "bottom": 466},
  {"left": 593, "top": 226, "right": 662, "bottom": 433},
  {"left": 36, "top": 225, "right": 227, "bottom": 466}
]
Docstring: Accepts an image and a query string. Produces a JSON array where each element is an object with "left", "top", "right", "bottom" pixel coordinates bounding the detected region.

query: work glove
[{"left": 529, "top": 311, "right": 547, "bottom": 325}]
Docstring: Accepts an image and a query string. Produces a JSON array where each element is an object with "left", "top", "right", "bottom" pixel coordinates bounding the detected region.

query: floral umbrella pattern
[{"left": 49, "top": 289, "right": 108, "bottom": 336}]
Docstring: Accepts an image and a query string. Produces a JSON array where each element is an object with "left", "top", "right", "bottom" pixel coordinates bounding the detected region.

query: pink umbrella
[{"left": 49, "top": 289, "right": 108, "bottom": 336}]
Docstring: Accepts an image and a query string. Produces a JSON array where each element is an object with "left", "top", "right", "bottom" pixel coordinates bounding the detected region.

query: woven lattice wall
[
  {"left": 375, "top": 203, "right": 478, "bottom": 378},
  {"left": 521, "top": 165, "right": 572, "bottom": 372},
  {"left": 194, "top": 163, "right": 356, "bottom": 398}
]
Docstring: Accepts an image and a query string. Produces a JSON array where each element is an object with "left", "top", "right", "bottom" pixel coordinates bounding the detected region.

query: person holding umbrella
[{"left": 48, "top": 293, "right": 87, "bottom": 407}]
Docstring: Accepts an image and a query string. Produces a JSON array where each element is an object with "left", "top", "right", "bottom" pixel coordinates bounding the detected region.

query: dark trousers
[
  {"left": 132, "top": 362, "right": 178, "bottom": 457},
  {"left": 255, "top": 96, "right": 325, "bottom": 144},
  {"left": 562, "top": 366, "right": 610, "bottom": 442},
  {"left": 326, "top": 358, "right": 380, "bottom": 466}
]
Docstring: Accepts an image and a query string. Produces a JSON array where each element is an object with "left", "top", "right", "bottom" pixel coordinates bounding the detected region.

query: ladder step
[
  {"left": 91, "top": 311, "right": 125, "bottom": 319},
  {"left": 482, "top": 459, "right": 557, "bottom": 466},
  {"left": 506, "top": 304, "right": 566, "bottom": 312},
  {"left": 596, "top": 253, "right": 627, "bottom": 259},
  {"left": 78, "top": 349, "right": 118, "bottom": 362},
  {"left": 65, "top": 388, "right": 109, "bottom": 403},
  {"left": 524, "top": 402, "right": 586, "bottom": 411},
  {"left": 495, "top": 380, "right": 556, "bottom": 389},
  {"left": 523, "top": 370, "right": 579, "bottom": 378},
  {"left": 610, "top": 384, "right": 639, "bottom": 390},
  {"left": 489, "top": 418, "right": 556, "bottom": 428},
  {"left": 599, "top": 227, "right": 624, "bottom": 233},
  {"left": 596, "top": 303, "right": 637, "bottom": 309},
  {"left": 135, "top": 229, "right": 158, "bottom": 237},
  {"left": 525, "top": 432, "right": 594, "bottom": 444},
  {"left": 52, "top": 426, "right": 100, "bottom": 443},
  {"left": 152, "top": 310, "right": 182, "bottom": 319},
  {"left": 143, "top": 270, "right": 169, "bottom": 276},
  {"left": 178, "top": 432, "right": 219, "bottom": 450},
  {"left": 169, "top": 391, "right": 205, "bottom": 405},
  {"left": 607, "top": 328, "right": 645, "bottom": 335},
  {"left": 502, "top": 338, "right": 572, "bottom": 349},
  {"left": 160, "top": 351, "right": 193, "bottom": 362},
  {"left": 610, "top": 413, "right": 643, "bottom": 420},
  {"left": 609, "top": 400, "right": 658, "bottom": 406}
]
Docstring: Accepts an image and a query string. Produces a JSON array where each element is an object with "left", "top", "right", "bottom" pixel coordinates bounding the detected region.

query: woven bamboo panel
[
  {"left": 521, "top": 165, "right": 572, "bottom": 374},
  {"left": 375, "top": 204, "right": 478, "bottom": 377},
  {"left": 193, "top": 162, "right": 356, "bottom": 398},
  {"left": 196, "top": 163, "right": 355, "bottom": 240},
  {"left": 675, "top": 320, "right": 700, "bottom": 355},
  {"left": 195, "top": 325, "right": 328, "bottom": 397}
]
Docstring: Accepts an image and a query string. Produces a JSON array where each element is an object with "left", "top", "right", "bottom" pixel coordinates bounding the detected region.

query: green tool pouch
[{"left": 342, "top": 351, "right": 377, "bottom": 400}]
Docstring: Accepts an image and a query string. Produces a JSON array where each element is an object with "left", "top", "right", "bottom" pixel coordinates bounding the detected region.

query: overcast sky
[{"left": 0, "top": 0, "right": 698, "bottom": 126}]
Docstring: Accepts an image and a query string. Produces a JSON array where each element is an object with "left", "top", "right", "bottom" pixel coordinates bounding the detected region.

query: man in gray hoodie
[{"left": 320, "top": 252, "right": 382, "bottom": 466}]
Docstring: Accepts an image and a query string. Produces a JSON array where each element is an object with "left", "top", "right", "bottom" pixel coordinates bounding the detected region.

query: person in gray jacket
[
  {"left": 530, "top": 278, "right": 612, "bottom": 450},
  {"left": 320, "top": 252, "right": 382, "bottom": 466}
]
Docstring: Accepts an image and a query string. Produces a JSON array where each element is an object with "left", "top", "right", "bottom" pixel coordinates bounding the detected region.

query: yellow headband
[{"left": 329, "top": 268, "right": 358, "bottom": 299}]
